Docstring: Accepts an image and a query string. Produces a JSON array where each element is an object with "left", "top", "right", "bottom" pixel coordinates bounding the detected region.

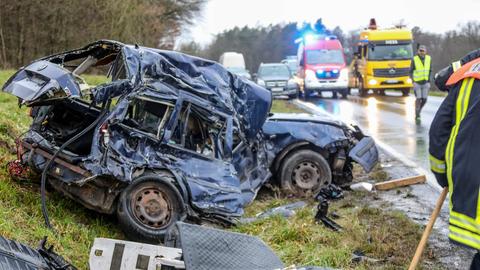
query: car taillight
[{"left": 101, "top": 123, "right": 110, "bottom": 146}]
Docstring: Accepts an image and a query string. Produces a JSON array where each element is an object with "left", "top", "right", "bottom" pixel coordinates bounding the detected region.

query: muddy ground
[{"left": 365, "top": 149, "right": 474, "bottom": 269}]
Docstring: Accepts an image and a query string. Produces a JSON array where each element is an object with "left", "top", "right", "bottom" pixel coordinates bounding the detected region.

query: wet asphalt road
[
  {"left": 297, "top": 89, "right": 445, "bottom": 182},
  {"left": 293, "top": 91, "right": 478, "bottom": 266}
]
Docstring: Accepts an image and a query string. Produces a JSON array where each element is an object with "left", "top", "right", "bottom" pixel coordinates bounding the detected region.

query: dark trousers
[{"left": 471, "top": 252, "right": 480, "bottom": 269}]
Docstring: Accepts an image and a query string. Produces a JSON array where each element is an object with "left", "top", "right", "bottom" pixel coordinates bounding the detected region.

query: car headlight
[
  {"left": 368, "top": 79, "right": 377, "bottom": 85},
  {"left": 257, "top": 79, "right": 266, "bottom": 86},
  {"left": 406, "top": 78, "right": 412, "bottom": 84},
  {"left": 305, "top": 69, "right": 316, "bottom": 80},
  {"left": 287, "top": 79, "right": 298, "bottom": 88},
  {"left": 339, "top": 68, "right": 349, "bottom": 81}
]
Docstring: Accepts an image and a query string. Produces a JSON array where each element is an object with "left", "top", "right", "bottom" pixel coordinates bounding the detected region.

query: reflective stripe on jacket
[
  {"left": 429, "top": 57, "right": 480, "bottom": 249},
  {"left": 413, "top": 55, "right": 431, "bottom": 82}
]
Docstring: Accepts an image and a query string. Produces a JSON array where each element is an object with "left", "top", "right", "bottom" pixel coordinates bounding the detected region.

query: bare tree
[{"left": 0, "top": 0, "right": 206, "bottom": 68}]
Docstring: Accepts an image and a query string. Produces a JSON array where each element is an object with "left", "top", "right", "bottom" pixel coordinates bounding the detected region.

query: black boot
[
  {"left": 420, "top": 98, "right": 427, "bottom": 110},
  {"left": 415, "top": 99, "right": 422, "bottom": 121},
  {"left": 470, "top": 252, "right": 480, "bottom": 270}
]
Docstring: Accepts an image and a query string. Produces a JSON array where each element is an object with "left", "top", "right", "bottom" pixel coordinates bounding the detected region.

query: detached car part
[
  {"left": 0, "top": 236, "right": 76, "bottom": 270},
  {"left": 2, "top": 40, "right": 378, "bottom": 242}
]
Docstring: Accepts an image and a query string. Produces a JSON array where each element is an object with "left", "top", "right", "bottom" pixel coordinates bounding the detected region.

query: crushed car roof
[{"left": 38, "top": 40, "right": 272, "bottom": 139}]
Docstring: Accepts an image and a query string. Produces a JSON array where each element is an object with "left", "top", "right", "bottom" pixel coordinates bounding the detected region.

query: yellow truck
[{"left": 349, "top": 21, "right": 413, "bottom": 96}]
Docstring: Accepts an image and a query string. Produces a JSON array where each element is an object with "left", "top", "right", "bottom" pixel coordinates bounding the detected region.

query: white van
[
  {"left": 219, "top": 52, "right": 246, "bottom": 69},
  {"left": 219, "top": 52, "right": 251, "bottom": 80}
]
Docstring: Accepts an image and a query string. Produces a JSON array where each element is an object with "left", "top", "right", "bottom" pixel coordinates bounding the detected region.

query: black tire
[
  {"left": 117, "top": 173, "right": 183, "bottom": 243},
  {"left": 332, "top": 91, "right": 338, "bottom": 99},
  {"left": 380, "top": 90, "right": 386, "bottom": 96},
  {"left": 340, "top": 89, "right": 348, "bottom": 99},
  {"left": 279, "top": 149, "right": 332, "bottom": 197},
  {"left": 402, "top": 88, "right": 410, "bottom": 97}
]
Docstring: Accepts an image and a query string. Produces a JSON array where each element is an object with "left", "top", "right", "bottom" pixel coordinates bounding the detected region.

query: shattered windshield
[{"left": 44, "top": 43, "right": 126, "bottom": 103}]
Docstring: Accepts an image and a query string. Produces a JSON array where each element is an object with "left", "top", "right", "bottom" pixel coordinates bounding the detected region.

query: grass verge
[
  {"left": 0, "top": 71, "right": 433, "bottom": 269},
  {"left": 271, "top": 99, "right": 307, "bottom": 113}
]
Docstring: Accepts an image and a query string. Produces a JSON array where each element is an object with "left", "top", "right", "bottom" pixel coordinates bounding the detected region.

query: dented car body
[{"left": 3, "top": 40, "right": 377, "bottom": 242}]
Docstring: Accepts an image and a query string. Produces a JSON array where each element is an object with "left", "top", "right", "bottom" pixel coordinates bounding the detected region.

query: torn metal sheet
[
  {"left": 3, "top": 40, "right": 378, "bottom": 241},
  {"left": 0, "top": 236, "right": 76, "bottom": 270}
]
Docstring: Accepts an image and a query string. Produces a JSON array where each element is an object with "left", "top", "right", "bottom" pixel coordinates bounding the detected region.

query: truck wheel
[
  {"left": 380, "top": 90, "right": 386, "bottom": 96},
  {"left": 117, "top": 173, "right": 183, "bottom": 243},
  {"left": 279, "top": 149, "right": 332, "bottom": 197},
  {"left": 402, "top": 88, "right": 410, "bottom": 97},
  {"left": 341, "top": 89, "right": 348, "bottom": 99}
]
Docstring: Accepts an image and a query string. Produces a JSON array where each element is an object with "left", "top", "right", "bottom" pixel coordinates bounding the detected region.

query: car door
[{"left": 161, "top": 94, "right": 246, "bottom": 216}]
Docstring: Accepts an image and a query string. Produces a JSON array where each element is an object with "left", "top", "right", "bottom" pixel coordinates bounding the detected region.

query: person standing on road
[
  {"left": 410, "top": 45, "right": 432, "bottom": 121},
  {"left": 429, "top": 49, "right": 480, "bottom": 269}
]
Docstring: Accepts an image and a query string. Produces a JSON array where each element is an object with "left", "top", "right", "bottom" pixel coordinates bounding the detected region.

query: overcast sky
[{"left": 180, "top": 0, "right": 480, "bottom": 45}]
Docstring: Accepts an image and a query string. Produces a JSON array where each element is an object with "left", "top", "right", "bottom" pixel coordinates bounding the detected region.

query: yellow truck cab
[{"left": 349, "top": 20, "right": 413, "bottom": 96}]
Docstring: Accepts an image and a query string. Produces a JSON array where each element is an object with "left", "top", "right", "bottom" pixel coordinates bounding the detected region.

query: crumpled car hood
[{"left": 267, "top": 113, "right": 348, "bottom": 128}]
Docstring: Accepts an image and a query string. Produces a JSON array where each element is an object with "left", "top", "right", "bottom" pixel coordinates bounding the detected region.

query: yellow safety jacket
[
  {"left": 413, "top": 55, "right": 431, "bottom": 82},
  {"left": 429, "top": 57, "right": 480, "bottom": 250}
]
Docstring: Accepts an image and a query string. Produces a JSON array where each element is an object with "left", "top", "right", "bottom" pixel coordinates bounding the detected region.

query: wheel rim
[
  {"left": 131, "top": 185, "right": 172, "bottom": 229},
  {"left": 292, "top": 161, "right": 322, "bottom": 191}
]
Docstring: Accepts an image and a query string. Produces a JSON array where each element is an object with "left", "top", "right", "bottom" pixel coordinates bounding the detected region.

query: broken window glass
[
  {"left": 122, "top": 97, "right": 172, "bottom": 139},
  {"left": 169, "top": 102, "right": 227, "bottom": 159}
]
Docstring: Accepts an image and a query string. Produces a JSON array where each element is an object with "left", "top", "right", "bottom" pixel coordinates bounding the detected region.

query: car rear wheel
[
  {"left": 402, "top": 88, "right": 410, "bottom": 96},
  {"left": 279, "top": 149, "right": 332, "bottom": 197},
  {"left": 117, "top": 173, "right": 183, "bottom": 243}
]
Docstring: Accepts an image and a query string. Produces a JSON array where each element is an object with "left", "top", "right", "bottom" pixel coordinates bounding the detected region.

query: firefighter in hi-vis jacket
[{"left": 430, "top": 49, "right": 480, "bottom": 268}]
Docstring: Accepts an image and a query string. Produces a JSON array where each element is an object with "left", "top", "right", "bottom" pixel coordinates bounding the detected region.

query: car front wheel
[
  {"left": 279, "top": 149, "right": 332, "bottom": 197},
  {"left": 117, "top": 173, "right": 183, "bottom": 243}
]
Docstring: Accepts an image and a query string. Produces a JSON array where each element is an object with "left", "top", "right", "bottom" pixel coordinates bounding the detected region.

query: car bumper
[
  {"left": 348, "top": 137, "right": 379, "bottom": 173},
  {"left": 269, "top": 88, "right": 297, "bottom": 96},
  {"left": 365, "top": 76, "right": 413, "bottom": 89},
  {"left": 304, "top": 79, "right": 348, "bottom": 91}
]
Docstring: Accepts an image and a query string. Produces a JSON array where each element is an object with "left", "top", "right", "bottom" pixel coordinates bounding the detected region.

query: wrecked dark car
[{"left": 2, "top": 40, "right": 378, "bottom": 242}]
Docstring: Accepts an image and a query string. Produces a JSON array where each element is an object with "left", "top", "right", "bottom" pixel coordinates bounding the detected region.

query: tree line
[
  {"left": 0, "top": 0, "right": 205, "bottom": 68},
  {"left": 182, "top": 21, "right": 480, "bottom": 77}
]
